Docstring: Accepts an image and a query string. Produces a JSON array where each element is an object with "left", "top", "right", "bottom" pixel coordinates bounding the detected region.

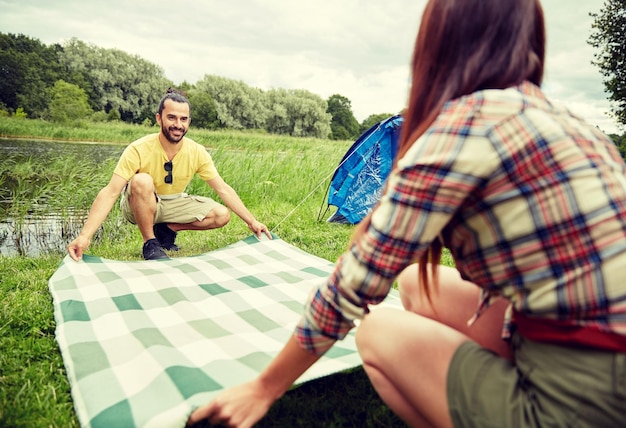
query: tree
[
  {"left": 196, "top": 75, "right": 268, "bottom": 130},
  {"left": 48, "top": 80, "right": 92, "bottom": 122},
  {"left": 608, "top": 132, "right": 626, "bottom": 159},
  {"left": 188, "top": 90, "right": 219, "bottom": 130},
  {"left": 265, "top": 88, "right": 331, "bottom": 138},
  {"left": 588, "top": 1, "right": 626, "bottom": 128},
  {"left": 0, "top": 33, "right": 65, "bottom": 118},
  {"left": 359, "top": 113, "right": 397, "bottom": 134},
  {"left": 327, "top": 94, "right": 359, "bottom": 140},
  {"left": 58, "top": 38, "right": 172, "bottom": 123}
]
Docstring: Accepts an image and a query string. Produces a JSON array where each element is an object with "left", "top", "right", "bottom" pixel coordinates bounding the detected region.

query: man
[{"left": 68, "top": 88, "right": 271, "bottom": 261}]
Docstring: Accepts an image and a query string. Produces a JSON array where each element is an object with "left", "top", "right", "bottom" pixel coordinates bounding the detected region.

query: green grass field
[{"left": 0, "top": 117, "right": 423, "bottom": 427}]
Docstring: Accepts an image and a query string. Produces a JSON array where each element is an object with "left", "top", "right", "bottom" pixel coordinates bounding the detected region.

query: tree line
[
  {"left": 0, "top": 33, "right": 395, "bottom": 140},
  {"left": 587, "top": 0, "right": 626, "bottom": 149},
  {"left": 2, "top": 0, "right": 625, "bottom": 142},
  {"left": 589, "top": 0, "right": 626, "bottom": 132}
]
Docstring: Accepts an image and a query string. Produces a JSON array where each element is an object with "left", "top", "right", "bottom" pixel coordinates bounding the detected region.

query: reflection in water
[
  {"left": 0, "top": 138, "right": 124, "bottom": 164},
  {"left": 0, "top": 139, "right": 124, "bottom": 257},
  {"left": 0, "top": 211, "right": 88, "bottom": 256}
]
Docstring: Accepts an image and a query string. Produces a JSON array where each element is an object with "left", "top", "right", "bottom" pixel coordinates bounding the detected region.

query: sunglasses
[{"left": 164, "top": 161, "right": 173, "bottom": 184}]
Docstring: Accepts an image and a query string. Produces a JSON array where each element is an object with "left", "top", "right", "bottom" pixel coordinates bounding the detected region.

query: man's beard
[{"left": 162, "top": 124, "right": 187, "bottom": 143}]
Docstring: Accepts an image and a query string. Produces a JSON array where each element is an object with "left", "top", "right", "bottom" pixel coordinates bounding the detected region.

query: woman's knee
[
  {"left": 397, "top": 264, "right": 436, "bottom": 316},
  {"left": 355, "top": 308, "right": 396, "bottom": 358},
  {"left": 397, "top": 264, "right": 420, "bottom": 312}
]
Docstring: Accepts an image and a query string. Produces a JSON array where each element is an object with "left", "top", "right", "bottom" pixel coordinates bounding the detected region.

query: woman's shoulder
[{"left": 445, "top": 83, "right": 544, "bottom": 120}]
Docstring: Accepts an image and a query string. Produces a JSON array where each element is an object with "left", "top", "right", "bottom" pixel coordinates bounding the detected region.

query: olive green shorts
[
  {"left": 120, "top": 182, "right": 221, "bottom": 225},
  {"left": 447, "top": 332, "right": 626, "bottom": 427}
]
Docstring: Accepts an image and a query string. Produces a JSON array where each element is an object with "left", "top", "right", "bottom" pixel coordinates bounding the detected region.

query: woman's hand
[
  {"left": 187, "top": 378, "right": 276, "bottom": 428},
  {"left": 187, "top": 336, "right": 322, "bottom": 427}
]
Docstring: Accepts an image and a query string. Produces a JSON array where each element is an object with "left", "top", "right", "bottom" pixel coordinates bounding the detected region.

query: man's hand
[
  {"left": 67, "top": 235, "right": 91, "bottom": 261},
  {"left": 248, "top": 220, "right": 273, "bottom": 240}
]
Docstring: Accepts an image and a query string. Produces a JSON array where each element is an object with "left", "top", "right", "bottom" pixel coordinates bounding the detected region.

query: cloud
[
  {"left": 0, "top": 0, "right": 620, "bottom": 133},
  {"left": 540, "top": 0, "right": 620, "bottom": 133}
]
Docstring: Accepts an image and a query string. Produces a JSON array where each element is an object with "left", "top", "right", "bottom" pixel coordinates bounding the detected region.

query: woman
[{"left": 189, "top": 0, "right": 626, "bottom": 426}]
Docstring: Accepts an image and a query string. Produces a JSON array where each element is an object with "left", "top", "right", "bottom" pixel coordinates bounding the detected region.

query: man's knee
[
  {"left": 129, "top": 173, "right": 155, "bottom": 196},
  {"left": 208, "top": 205, "right": 230, "bottom": 228}
]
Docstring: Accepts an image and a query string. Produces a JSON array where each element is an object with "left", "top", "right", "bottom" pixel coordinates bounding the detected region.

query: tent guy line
[{"left": 270, "top": 174, "right": 333, "bottom": 233}]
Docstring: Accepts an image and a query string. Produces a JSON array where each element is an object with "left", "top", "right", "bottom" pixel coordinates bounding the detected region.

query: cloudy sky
[{"left": 0, "top": 0, "right": 620, "bottom": 134}]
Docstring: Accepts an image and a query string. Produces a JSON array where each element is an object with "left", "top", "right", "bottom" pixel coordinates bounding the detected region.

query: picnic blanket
[{"left": 48, "top": 235, "right": 403, "bottom": 428}]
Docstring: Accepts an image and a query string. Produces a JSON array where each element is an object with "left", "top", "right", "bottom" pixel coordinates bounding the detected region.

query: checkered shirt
[{"left": 297, "top": 82, "right": 626, "bottom": 355}]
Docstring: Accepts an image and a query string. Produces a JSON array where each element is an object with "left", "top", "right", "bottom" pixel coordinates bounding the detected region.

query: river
[{"left": 0, "top": 138, "right": 124, "bottom": 257}]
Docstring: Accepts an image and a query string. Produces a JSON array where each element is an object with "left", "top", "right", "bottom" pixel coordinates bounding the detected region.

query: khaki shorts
[
  {"left": 447, "top": 332, "right": 626, "bottom": 427},
  {"left": 120, "top": 181, "right": 221, "bottom": 225}
]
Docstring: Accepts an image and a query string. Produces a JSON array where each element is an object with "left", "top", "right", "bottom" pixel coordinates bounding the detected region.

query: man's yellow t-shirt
[{"left": 113, "top": 134, "right": 218, "bottom": 195}]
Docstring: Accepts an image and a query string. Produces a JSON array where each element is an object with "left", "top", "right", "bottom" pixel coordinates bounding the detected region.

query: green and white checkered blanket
[{"left": 48, "top": 235, "right": 402, "bottom": 427}]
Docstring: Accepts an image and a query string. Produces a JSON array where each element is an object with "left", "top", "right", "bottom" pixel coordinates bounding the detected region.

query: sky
[{"left": 0, "top": 0, "right": 621, "bottom": 134}]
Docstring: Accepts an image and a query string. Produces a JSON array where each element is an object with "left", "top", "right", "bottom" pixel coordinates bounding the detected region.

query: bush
[
  {"left": 13, "top": 108, "right": 27, "bottom": 119},
  {"left": 90, "top": 111, "right": 109, "bottom": 122},
  {"left": 48, "top": 81, "right": 92, "bottom": 123},
  {"left": 107, "top": 109, "right": 121, "bottom": 122}
]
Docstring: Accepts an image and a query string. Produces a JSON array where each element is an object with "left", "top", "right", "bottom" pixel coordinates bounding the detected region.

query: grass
[
  {"left": 0, "top": 117, "right": 453, "bottom": 427},
  {"left": 0, "top": 256, "right": 76, "bottom": 427}
]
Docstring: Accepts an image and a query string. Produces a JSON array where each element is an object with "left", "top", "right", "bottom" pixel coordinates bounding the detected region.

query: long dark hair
[{"left": 353, "top": 0, "right": 546, "bottom": 296}]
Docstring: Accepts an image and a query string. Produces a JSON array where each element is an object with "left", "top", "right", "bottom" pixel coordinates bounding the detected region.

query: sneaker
[
  {"left": 143, "top": 238, "right": 169, "bottom": 260},
  {"left": 153, "top": 223, "right": 179, "bottom": 251}
]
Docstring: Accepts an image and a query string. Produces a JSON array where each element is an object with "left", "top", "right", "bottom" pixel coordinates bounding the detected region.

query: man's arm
[
  {"left": 206, "top": 175, "right": 272, "bottom": 239},
  {"left": 67, "top": 174, "right": 128, "bottom": 261}
]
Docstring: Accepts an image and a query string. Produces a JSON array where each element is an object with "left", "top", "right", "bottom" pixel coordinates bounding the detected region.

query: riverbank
[
  {"left": 0, "top": 117, "right": 416, "bottom": 427},
  {"left": 0, "top": 116, "right": 337, "bottom": 152}
]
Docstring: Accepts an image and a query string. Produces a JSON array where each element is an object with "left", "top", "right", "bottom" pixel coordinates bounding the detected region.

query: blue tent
[{"left": 322, "top": 114, "right": 403, "bottom": 224}]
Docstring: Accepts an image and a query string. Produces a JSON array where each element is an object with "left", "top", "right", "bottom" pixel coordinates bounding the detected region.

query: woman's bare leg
[
  {"left": 398, "top": 264, "right": 511, "bottom": 358},
  {"left": 355, "top": 263, "right": 511, "bottom": 427},
  {"left": 356, "top": 308, "right": 466, "bottom": 427}
]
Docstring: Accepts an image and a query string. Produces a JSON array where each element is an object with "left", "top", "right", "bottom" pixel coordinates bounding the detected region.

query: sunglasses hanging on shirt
[{"left": 164, "top": 161, "right": 173, "bottom": 184}]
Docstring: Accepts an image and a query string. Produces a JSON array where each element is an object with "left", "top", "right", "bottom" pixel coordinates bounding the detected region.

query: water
[
  {"left": 0, "top": 139, "right": 124, "bottom": 257},
  {"left": 0, "top": 138, "right": 124, "bottom": 164}
]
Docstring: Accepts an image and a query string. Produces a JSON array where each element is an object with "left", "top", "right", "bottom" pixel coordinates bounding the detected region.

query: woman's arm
[{"left": 187, "top": 334, "right": 323, "bottom": 428}]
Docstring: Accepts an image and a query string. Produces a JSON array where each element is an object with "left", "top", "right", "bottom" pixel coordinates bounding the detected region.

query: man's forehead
[{"left": 162, "top": 99, "right": 190, "bottom": 115}]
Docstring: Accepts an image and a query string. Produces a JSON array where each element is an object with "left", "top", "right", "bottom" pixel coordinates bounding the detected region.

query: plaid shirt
[{"left": 296, "top": 82, "right": 626, "bottom": 355}]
